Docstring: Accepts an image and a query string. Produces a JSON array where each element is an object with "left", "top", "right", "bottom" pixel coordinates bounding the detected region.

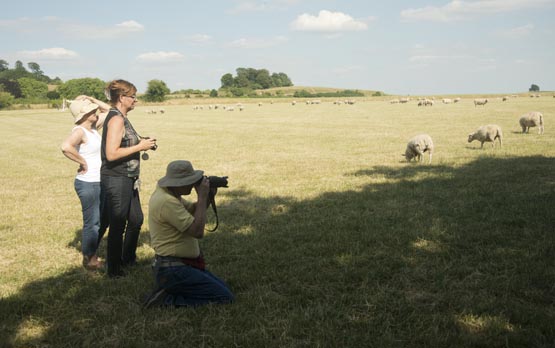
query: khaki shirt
[{"left": 148, "top": 185, "right": 200, "bottom": 258}]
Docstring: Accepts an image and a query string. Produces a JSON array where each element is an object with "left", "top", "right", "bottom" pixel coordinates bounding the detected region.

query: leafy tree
[
  {"left": 0, "top": 78, "right": 23, "bottom": 98},
  {"left": 144, "top": 79, "right": 170, "bottom": 102},
  {"left": 220, "top": 68, "right": 293, "bottom": 90},
  {"left": 57, "top": 78, "right": 107, "bottom": 100},
  {"left": 0, "top": 91, "right": 15, "bottom": 109},
  {"left": 0, "top": 60, "right": 8, "bottom": 72},
  {"left": 18, "top": 77, "right": 48, "bottom": 99},
  {"left": 529, "top": 84, "right": 540, "bottom": 92},
  {"left": 234, "top": 74, "right": 250, "bottom": 88},
  {"left": 27, "top": 62, "right": 43, "bottom": 76},
  {"left": 14, "top": 60, "right": 25, "bottom": 71},
  {"left": 255, "top": 69, "right": 272, "bottom": 89},
  {"left": 209, "top": 89, "right": 218, "bottom": 97},
  {"left": 221, "top": 73, "right": 234, "bottom": 88},
  {"left": 46, "top": 90, "right": 61, "bottom": 100}
]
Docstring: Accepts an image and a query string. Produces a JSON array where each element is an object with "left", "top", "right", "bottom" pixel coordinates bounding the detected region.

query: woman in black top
[{"left": 101, "top": 79, "right": 156, "bottom": 277}]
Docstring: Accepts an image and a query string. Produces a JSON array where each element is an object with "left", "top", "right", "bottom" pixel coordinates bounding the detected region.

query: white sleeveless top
[{"left": 74, "top": 126, "right": 101, "bottom": 182}]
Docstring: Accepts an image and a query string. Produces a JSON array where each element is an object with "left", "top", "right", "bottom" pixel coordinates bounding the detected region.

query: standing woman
[
  {"left": 61, "top": 95, "right": 110, "bottom": 270},
  {"left": 102, "top": 79, "right": 156, "bottom": 277}
]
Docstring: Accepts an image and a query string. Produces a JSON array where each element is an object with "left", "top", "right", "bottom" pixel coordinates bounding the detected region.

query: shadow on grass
[{"left": 1, "top": 156, "right": 554, "bottom": 347}]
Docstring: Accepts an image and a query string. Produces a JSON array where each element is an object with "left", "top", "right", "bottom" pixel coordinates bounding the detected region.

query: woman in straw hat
[
  {"left": 61, "top": 95, "right": 110, "bottom": 270},
  {"left": 101, "top": 79, "right": 156, "bottom": 278}
]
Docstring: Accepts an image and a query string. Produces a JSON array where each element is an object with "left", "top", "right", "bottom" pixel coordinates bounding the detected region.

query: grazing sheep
[
  {"left": 454, "top": 97, "right": 461, "bottom": 103},
  {"left": 159, "top": 108, "right": 165, "bottom": 114},
  {"left": 404, "top": 134, "right": 434, "bottom": 163},
  {"left": 519, "top": 111, "right": 544, "bottom": 134},
  {"left": 291, "top": 101, "right": 297, "bottom": 106},
  {"left": 502, "top": 96, "right": 508, "bottom": 101},
  {"left": 390, "top": 99, "right": 400, "bottom": 104},
  {"left": 399, "top": 97, "right": 410, "bottom": 104},
  {"left": 474, "top": 98, "right": 488, "bottom": 106},
  {"left": 467, "top": 125, "right": 503, "bottom": 148},
  {"left": 424, "top": 99, "right": 434, "bottom": 106},
  {"left": 442, "top": 98, "right": 452, "bottom": 104}
]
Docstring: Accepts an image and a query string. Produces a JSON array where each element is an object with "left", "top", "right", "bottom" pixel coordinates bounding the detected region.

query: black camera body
[
  {"left": 207, "top": 176, "right": 228, "bottom": 188},
  {"left": 142, "top": 136, "right": 158, "bottom": 150}
]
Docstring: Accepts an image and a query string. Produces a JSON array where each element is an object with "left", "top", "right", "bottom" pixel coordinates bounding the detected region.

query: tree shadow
[{"left": 2, "top": 156, "right": 554, "bottom": 347}]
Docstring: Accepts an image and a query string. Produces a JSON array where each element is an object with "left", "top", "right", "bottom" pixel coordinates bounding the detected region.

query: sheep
[
  {"left": 454, "top": 97, "right": 461, "bottom": 103},
  {"left": 399, "top": 97, "right": 410, "bottom": 103},
  {"left": 467, "top": 125, "right": 503, "bottom": 148},
  {"left": 424, "top": 99, "right": 434, "bottom": 106},
  {"left": 159, "top": 108, "right": 165, "bottom": 114},
  {"left": 403, "top": 134, "right": 434, "bottom": 163},
  {"left": 442, "top": 98, "right": 452, "bottom": 104},
  {"left": 474, "top": 98, "right": 488, "bottom": 106},
  {"left": 390, "top": 99, "right": 400, "bottom": 104},
  {"left": 519, "top": 111, "right": 544, "bottom": 134}
]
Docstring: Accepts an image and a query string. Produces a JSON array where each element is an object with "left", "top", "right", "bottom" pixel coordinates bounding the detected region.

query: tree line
[
  {"left": 220, "top": 67, "right": 293, "bottom": 97},
  {"left": 0, "top": 59, "right": 171, "bottom": 109}
]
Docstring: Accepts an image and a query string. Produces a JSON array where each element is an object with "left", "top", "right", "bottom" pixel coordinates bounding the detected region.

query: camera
[
  {"left": 142, "top": 136, "right": 158, "bottom": 150},
  {"left": 207, "top": 176, "right": 228, "bottom": 188}
]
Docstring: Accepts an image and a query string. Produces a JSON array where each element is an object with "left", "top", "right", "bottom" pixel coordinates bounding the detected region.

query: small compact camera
[{"left": 142, "top": 137, "right": 158, "bottom": 151}]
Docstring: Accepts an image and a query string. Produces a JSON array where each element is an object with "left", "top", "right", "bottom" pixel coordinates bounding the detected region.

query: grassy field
[{"left": 0, "top": 96, "right": 554, "bottom": 347}]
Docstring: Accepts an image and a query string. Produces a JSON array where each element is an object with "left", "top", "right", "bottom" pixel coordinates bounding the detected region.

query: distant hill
[{"left": 256, "top": 86, "right": 384, "bottom": 97}]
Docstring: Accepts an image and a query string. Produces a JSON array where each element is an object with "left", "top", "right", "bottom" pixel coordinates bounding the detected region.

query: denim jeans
[
  {"left": 156, "top": 265, "right": 234, "bottom": 307},
  {"left": 74, "top": 179, "right": 101, "bottom": 257},
  {"left": 101, "top": 175, "right": 143, "bottom": 277}
]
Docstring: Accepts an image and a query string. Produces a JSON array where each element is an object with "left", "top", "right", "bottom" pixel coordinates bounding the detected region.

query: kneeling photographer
[{"left": 143, "top": 160, "right": 234, "bottom": 308}]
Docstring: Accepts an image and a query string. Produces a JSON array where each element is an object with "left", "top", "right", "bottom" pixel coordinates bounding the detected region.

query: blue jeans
[
  {"left": 74, "top": 179, "right": 101, "bottom": 257},
  {"left": 101, "top": 175, "right": 143, "bottom": 277},
  {"left": 156, "top": 265, "right": 234, "bottom": 307}
]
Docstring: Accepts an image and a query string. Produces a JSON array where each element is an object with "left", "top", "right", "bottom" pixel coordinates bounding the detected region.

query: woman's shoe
[{"left": 83, "top": 255, "right": 104, "bottom": 271}]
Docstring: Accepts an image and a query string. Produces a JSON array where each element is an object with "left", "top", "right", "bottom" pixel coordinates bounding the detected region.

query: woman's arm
[
  {"left": 75, "top": 95, "right": 110, "bottom": 129},
  {"left": 61, "top": 128, "right": 88, "bottom": 174}
]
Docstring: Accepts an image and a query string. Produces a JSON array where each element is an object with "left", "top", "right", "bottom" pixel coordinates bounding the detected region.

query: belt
[{"left": 154, "top": 255, "right": 186, "bottom": 268}]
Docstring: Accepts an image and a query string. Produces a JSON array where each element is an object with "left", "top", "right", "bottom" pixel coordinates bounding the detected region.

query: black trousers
[{"left": 101, "top": 175, "right": 143, "bottom": 277}]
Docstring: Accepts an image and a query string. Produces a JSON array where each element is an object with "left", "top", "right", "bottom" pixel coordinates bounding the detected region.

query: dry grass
[{"left": 0, "top": 96, "right": 554, "bottom": 347}]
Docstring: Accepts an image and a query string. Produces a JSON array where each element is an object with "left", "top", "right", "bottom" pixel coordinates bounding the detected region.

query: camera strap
[{"left": 206, "top": 191, "right": 220, "bottom": 232}]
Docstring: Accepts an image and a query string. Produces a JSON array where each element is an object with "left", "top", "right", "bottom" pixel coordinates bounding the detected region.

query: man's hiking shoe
[{"left": 142, "top": 288, "right": 167, "bottom": 309}]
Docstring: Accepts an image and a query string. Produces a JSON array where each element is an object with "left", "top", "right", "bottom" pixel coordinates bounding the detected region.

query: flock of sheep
[{"left": 403, "top": 110, "right": 544, "bottom": 164}]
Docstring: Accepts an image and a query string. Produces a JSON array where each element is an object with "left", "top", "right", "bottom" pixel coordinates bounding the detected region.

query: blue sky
[{"left": 1, "top": 0, "right": 554, "bottom": 95}]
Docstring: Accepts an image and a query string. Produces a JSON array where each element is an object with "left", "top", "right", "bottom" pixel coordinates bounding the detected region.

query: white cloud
[
  {"left": 136, "top": 51, "right": 185, "bottom": 63},
  {"left": 495, "top": 24, "right": 535, "bottom": 38},
  {"left": 290, "top": 10, "right": 368, "bottom": 32},
  {"left": 225, "top": 36, "right": 288, "bottom": 48},
  {"left": 228, "top": 0, "right": 299, "bottom": 14},
  {"left": 63, "top": 20, "right": 145, "bottom": 39},
  {"left": 17, "top": 47, "right": 79, "bottom": 60},
  {"left": 115, "top": 20, "right": 145, "bottom": 32},
  {"left": 186, "top": 34, "right": 213, "bottom": 44},
  {"left": 401, "top": 0, "right": 555, "bottom": 22}
]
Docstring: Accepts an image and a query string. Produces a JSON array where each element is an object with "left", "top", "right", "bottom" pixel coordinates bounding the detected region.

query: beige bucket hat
[{"left": 69, "top": 99, "right": 99, "bottom": 124}]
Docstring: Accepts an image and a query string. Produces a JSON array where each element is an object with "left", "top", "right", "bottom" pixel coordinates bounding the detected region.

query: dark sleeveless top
[{"left": 101, "top": 108, "right": 141, "bottom": 177}]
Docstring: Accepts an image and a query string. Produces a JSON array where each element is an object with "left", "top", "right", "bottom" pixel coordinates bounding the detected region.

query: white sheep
[
  {"left": 442, "top": 98, "right": 452, "bottom": 104},
  {"left": 519, "top": 111, "right": 544, "bottom": 134},
  {"left": 474, "top": 98, "right": 488, "bottom": 106},
  {"left": 403, "top": 134, "right": 434, "bottom": 163},
  {"left": 467, "top": 125, "right": 503, "bottom": 148}
]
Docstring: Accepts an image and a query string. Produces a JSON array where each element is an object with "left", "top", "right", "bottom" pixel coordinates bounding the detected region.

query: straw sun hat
[
  {"left": 158, "top": 160, "right": 204, "bottom": 188},
  {"left": 69, "top": 99, "right": 99, "bottom": 124}
]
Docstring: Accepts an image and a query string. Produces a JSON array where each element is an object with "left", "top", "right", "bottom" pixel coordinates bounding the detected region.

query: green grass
[{"left": 0, "top": 97, "right": 554, "bottom": 347}]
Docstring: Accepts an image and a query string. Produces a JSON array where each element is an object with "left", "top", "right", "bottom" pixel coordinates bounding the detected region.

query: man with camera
[{"left": 143, "top": 160, "right": 234, "bottom": 308}]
